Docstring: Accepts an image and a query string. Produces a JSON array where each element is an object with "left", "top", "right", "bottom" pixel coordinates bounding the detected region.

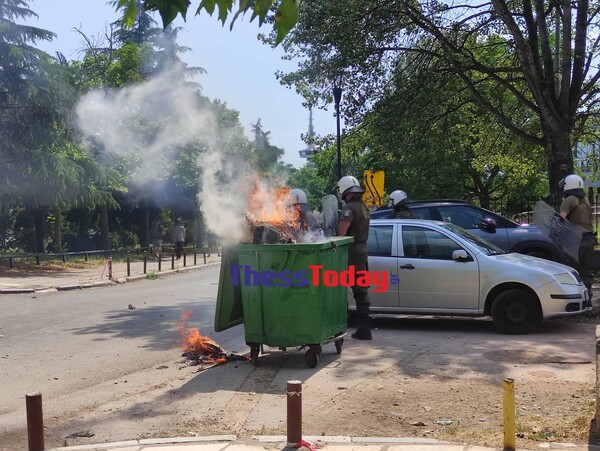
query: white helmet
[
  {"left": 388, "top": 190, "right": 408, "bottom": 208},
  {"left": 289, "top": 188, "right": 308, "bottom": 204},
  {"left": 337, "top": 175, "right": 365, "bottom": 198},
  {"left": 559, "top": 174, "right": 584, "bottom": 191}
]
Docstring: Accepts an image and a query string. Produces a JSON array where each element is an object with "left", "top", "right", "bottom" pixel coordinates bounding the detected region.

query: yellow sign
[{"left": 362, "top": 171, "right": 385, "bottom": 207}]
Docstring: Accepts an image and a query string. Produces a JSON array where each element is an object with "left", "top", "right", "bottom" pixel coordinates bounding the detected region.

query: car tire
[{"left": 491, "top": 289, "right": 541, "bottom": 334}]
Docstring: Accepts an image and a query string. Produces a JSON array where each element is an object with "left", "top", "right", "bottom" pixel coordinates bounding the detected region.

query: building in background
[{"left": 299, "top": 108, "right": 317, "bottom": 168}]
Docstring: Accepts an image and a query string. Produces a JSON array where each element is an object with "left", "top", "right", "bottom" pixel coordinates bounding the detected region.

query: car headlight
[{"left": 554, "top": 272, "right": 578, "bottom": 285}]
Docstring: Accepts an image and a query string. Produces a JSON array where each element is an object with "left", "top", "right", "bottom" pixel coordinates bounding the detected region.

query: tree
[
  {"left": 116, "top": 0, "right": 298, "bottom": 45},
  {"left": 122, "top": 0, "right": 600, "bottom": 204},
  {"left": 274, "top": 0, "right": 600, "bottom": 204},
  {"left": 0, "top": 0, "right": 97, "bottom": 252},
  {"left": 250, "top": 119, "right": 285, "bottom": 173}
]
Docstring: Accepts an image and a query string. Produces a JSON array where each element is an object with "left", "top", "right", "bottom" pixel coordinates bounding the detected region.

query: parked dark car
[{"left": 371, "top": 200, "right": 564, "bottom": 262}]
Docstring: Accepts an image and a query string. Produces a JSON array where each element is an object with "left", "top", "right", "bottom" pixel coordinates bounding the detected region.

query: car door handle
[{"left": 400, "top": 264, "right": 415, "bottom": 270}]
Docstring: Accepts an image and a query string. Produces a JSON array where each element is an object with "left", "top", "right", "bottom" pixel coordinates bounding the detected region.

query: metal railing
[{"left": 0, "top": 244, "right": 221, "bottom": 270}]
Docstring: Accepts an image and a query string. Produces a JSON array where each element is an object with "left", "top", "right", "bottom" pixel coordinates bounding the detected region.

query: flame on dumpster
[
  {"left": 243, "top": 177, "right": 316, "bottom": 244},
  {"left": 178, "top": 309, "right": 248, "bottom": 369}
]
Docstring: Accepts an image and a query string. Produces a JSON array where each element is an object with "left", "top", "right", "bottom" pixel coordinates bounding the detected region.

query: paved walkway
[{"left": 0, "top": 253, "right": 222, "bottom": 293}]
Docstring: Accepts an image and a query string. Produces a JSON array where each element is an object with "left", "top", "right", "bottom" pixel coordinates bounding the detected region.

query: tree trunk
[
  {"left": 138, "top": 198, "right": 150, "bottom": 249},
  {"left": 100, "top": 203, "right": 110, "bottom": 250},
  {"left": 34, "top": 207, "right": 46, "bottom": 253},
  {"left": 54, "top": 208, "right": 62, "bottom": 252},
  {"left": 546, "top": 131, "right": 574, "bottom": 208}
]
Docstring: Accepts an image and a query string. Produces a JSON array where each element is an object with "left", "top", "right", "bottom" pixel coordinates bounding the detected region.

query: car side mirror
[
  {"left": 480, "top": 218, "right": 497, "bottom": 233},
  {"left": 452, "top": 249, "right": 473, "bottom": 262}
]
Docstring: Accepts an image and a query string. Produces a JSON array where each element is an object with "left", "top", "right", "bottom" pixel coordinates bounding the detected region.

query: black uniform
[
  {"left": 394, "top": 206, "right": 416, "bottom": 219},
  {"left": 339, "top": 194, "right": 372, "bottom": 339}
]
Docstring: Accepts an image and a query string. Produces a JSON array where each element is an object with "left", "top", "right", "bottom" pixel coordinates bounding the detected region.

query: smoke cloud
[{"left": 75, "top": 65, "right": 260, "bottom": 243}]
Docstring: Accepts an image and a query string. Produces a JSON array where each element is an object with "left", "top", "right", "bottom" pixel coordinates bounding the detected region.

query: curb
[{"left": 42, "top": 435, "right": 600, "bottom": 451}]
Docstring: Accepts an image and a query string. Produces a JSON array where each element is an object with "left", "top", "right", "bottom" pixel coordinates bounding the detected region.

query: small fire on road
[{"left": 178, "top": 309, "right": 248, "bottom": 369}]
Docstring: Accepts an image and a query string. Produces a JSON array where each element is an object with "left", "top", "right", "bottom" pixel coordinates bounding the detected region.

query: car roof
[
  {"left": 372, "top": 200, "right": 520, "bottom": 225},
  {"left": 370, "top": 218, "right": 446, "bottom": 226}
]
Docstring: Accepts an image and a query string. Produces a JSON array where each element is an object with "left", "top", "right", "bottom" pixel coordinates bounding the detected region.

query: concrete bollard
[
  {"left": 26, "top": 392, "right": 44, "bottom": 451},
  {"left": 287, "top": 380, "right": 302, "bottom": 447}
]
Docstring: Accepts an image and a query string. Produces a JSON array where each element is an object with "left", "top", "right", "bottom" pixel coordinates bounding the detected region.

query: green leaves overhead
[{"left": 117, "top": 0, "right": 299, "bottom": 45}]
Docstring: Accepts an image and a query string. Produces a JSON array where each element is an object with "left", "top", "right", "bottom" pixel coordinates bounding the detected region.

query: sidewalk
[
  {"left": 0, "top": 254, "right": 222, "bottom": 293},
  {"left": 45, "top": 434, "right": 600, "bottom": 451}
]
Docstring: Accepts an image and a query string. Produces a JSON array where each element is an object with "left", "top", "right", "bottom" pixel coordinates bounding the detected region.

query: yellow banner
[{"left": 362, "top": 171, "right": 385, "bottom": 207}]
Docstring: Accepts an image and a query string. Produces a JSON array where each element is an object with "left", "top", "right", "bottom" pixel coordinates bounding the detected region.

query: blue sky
[{"left": 27, "top": 0, "right": 335, "bottom": 168}]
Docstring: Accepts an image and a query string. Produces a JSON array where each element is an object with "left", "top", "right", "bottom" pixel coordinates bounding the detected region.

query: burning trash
[
  {"left": 179, "top": 310, "right": 248, "bottom": 370},
  {"left": 242, "top": 179, "right": 323, "bottom": 244}
]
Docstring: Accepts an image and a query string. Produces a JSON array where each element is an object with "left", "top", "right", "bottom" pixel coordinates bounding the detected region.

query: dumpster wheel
[
  {"left": 250, "top": 344, "right": 260, "bottom": 365},
  {"left": 335, "top": 338, "right": 343, "bottom": 355},
  {"left": 305, "top": 347, "right": 321, "bottom": 368}
]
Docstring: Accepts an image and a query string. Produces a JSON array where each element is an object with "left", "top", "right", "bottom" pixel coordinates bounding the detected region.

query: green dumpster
[{"left": 215, "top": 236, "right": 353, "bottom": 368}]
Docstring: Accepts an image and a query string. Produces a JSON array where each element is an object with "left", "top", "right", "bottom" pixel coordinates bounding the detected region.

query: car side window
[
  {"left": 436, "top": 206, "right": 486, "bottom": 229},
  {"left": 367, "top": 225, "right": 393, "bottom": 257},
  {"left": 402, "top": 225, "right": 462, "bottom": 260}
]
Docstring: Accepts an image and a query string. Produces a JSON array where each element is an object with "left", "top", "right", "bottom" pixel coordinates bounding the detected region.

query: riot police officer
[{"left": 337, "top": 175, "right": 372, "bottom": 340}]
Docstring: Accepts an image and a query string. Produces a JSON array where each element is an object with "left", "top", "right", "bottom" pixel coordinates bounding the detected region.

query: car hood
[
  {"left": 509, "top": 224, "right": 553, "bottom": 240},
  {"left": 488, "top": 252, "right": 575, "bottom": 275}
]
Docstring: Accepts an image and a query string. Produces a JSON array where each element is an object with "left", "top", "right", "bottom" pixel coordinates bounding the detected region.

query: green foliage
[
  {"left": 287, "top": 166, "right": 327, "bottom": 210},
  {"left": 117, "top": 0, "right": 299, "bottom": 45}
]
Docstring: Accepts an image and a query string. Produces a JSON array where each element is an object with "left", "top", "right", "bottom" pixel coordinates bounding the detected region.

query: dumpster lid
[
  {"left": 214, "top": 248, "right": 244, "bottom": 332},
  {"left": 234, "top": 236, "right": 354, "bottom": 251}
]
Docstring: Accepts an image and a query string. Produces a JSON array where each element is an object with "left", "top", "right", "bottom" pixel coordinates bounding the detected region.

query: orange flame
[
  {"left": 178, "top": 309, "right": 227, "bottom": 364},
  {"left": 245, "top": 178, "right": 300, "bottom": 228}
]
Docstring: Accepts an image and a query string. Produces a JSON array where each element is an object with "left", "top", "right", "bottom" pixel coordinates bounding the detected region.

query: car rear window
[{"left": 367, "top": 225, "right": 393, "bottom": 256}]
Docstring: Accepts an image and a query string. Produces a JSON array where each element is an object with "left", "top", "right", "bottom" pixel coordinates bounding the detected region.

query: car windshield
[{"left": 439, "top": 222, "right": 505, "bottom": 255}]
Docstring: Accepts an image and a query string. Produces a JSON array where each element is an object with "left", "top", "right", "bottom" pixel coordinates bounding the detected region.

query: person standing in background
[
  {"left": 171, "top": 219, "right": 186, "bottom": 260},
  {"left": 150, "top": 219, "right": 163, "bottom": 258}
]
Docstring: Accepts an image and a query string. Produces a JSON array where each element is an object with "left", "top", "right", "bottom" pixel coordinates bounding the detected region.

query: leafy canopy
[{"left": 116, "top": 0, "right": 299, "bottom": 44}]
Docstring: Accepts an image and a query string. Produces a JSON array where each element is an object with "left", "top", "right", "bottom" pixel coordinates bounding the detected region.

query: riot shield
[
  {"left": 533, "top": 200, "right": 582, "bottom": 263},
  {"left": 322, "top": 194, "right": 339, "bottom": 237}
]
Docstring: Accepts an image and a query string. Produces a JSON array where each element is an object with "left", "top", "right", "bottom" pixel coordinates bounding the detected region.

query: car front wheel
[{"left": 491, "top": 289, "right": 541, "bottom": 334}]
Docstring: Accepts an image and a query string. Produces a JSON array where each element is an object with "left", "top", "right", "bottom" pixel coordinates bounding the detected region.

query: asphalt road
[
  {"left": 0, "top": 266, "right": 247, "bottom": 448},
  {"left": 0, "top": 266, "right": 597, "bottom": 450}
]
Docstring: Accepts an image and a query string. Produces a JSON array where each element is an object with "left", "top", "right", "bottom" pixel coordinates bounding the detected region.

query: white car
[{"left": 348, "top": 219, "right": 590, "bottom": 334}]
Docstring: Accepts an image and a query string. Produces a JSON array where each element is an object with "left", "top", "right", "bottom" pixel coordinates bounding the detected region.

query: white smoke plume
[{"left": 75, "top": 65, "right": 264, "bottom": 243}]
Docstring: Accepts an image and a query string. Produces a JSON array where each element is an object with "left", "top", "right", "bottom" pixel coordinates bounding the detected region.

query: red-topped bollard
[{"left": 26, "top": 392, "right": 44, "bottom": 451}]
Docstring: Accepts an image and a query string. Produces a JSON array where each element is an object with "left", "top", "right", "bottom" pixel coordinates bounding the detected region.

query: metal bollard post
[
  {"left": 158, "top": 255, "right": 161, "bottom": 272},
  {"left": 287, "top": 380, "right": 302, "bottom": 447},
  {"left": 503, "top": 378, "right": 516, "bottom": 451},
  {"left": 183, "top": 250, "right": 186, "bottom": 267},
  {"left": 143, "top": 254, "right": 147, "bottom": 274},
  {"left": 8, "top": 256, "right": 13, "bottom": 269},
  {"left": 126, "top": 252, "right": 130, "bottom": 277},
  {"left": 26, "top": 392, "right": 44, "bottom": 451},
  {"left": 194, "top": 250, "right": 197, "bottom": 265},
  {"left": 84, "top": 252, "right": 88, "bottom": 262},
  {"left": 107, "top": 257, "right": 113, "bottom": 281},
  {"left": 171, "top": 252, "right": 175, "bottom": 270}
]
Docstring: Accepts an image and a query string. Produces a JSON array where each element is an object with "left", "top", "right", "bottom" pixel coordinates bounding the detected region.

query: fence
[{"left": 0, "top": 244, "right": 221, "bottom": 271}]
